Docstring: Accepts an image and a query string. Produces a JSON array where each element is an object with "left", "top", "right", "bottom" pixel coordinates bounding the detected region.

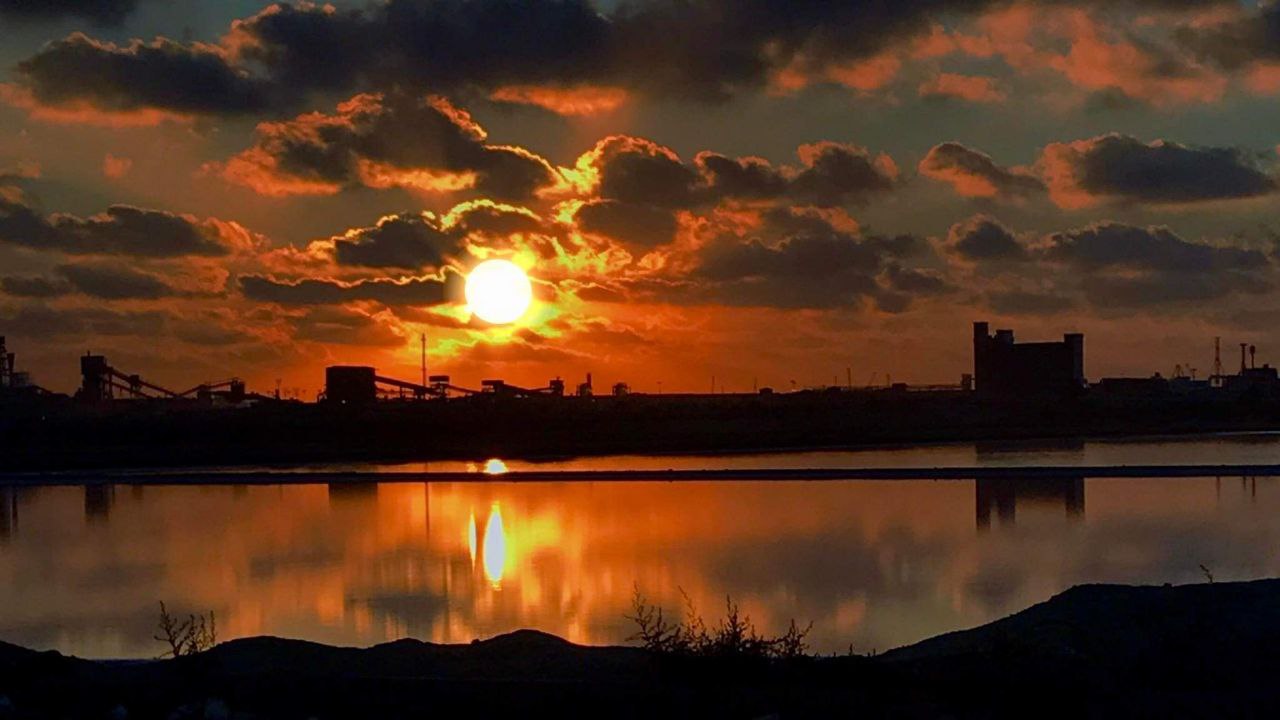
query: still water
[{"left": 3, "top": 437, "right": 1280, "bottom": 659}]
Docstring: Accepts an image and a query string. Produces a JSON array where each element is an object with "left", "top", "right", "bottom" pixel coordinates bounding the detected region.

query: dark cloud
[
  {"left": 684, "top": 216, "right": 930, "bottom": 309},
  {"left": 986, "top": 290, "right": 1076, "bottom": 315},
  {"left": 977, "top": 220, "right": 1273, "bottom": 312},
  {"left": 172, "top": 322, "right": 255, "bottom": 346},
  {"left": 0, "top": 194, "right": 232, "bottom": 257},
  {"left": 232, "top": 0, "right": 613, "bottom": 97},
  {"left": 56, "top": 262, "right": 175, "bottom": 300},
  {"left": 881, "top": 263, "right": 952, "bottom": 296},
  {"left": 1042, "top": 134, "right": 1277, "bottom": 206},
  {"left": 0, "top": 304, "right": 167, "bottom": 338},
  {"left": 223, "top": 2, "right": 376, "bottom": 95},
  {"left": 581, "top": 136, "right": 898, "bottom": 212},
  {"left": 0, "top": 0, "right": 139, "bottom": 25},
  {"left": 590, "top": 136, "right": 703, "bottom": 208},
  {"left": 573, "top": 199, "right": 678, "bottom": 248},
  {"left": 694, "top": 153, "right": 789, "bottom": 201},
  {"left": 219, "top": 93, "right": 556, "bottom": 200},
  {"left": 290, "top": 307, "right": 404, "bottom": 346},
  {"left": 786, "top": 142, "right": 898, "bottom": 207},
  {"left": 226, "top": 0, "right": 961, "bottom": 103},
  {"left": 864, "top": 233, "right": 929, "bottom": 259},
  {"left": 1176, "top": 5, "right": 1280, "bottom": 71},
  {"left": 919, "top": 142, "right": 1045, "bottom": 200},
  {"left": 569, "top": 281, "right": 628, "bottom": 303},
  {"left": 0, "top": 275, "right": 70, "bottom": 298},
  {"left": 7, "top": 0, "right": 1244, "bottom": 119},
  {"left": 947, "top": 215, "right": 1027, "bottom": 261},
  {"left": 13, "top": 33, "right": 270, "bottom": 117},
  {"left": 697, "top": 233, "right": 879, "bottom": 283},
  {"left": 239, "top": 272, "right": 458, "bottom": 307},
  {"left": 332, "top": 213, "right": 462, "bottom": 270},
  {"left": 1079, "top": 273, "right": 1267, "bottom": 308},
  {"left": 1044, "top": 222, "right": 1269, "bottom": 274},
  {"left": 445, "top": 201, "right": 545, "bottom": 237}
]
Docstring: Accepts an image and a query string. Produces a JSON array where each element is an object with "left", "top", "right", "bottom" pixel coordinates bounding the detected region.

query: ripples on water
[{"left": 2, "top": 435, "right": 1280, "bottom": 658}]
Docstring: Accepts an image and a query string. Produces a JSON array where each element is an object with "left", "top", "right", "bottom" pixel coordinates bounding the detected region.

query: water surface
[{"left": 3, "top": 454, "right": 1278, "bottom": 658}]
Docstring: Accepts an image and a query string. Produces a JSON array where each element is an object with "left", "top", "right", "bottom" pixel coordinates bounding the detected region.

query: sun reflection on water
[
  {"left": 482, "top": 502, "right": 507, "bottom": 587},
  {"left": 467, "top": 510, "right": 478, "bottom": 567}
]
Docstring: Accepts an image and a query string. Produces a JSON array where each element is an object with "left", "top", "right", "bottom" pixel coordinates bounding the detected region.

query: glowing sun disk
[{"left": 465, "top": 259, "right": 533, "bottom": 324}]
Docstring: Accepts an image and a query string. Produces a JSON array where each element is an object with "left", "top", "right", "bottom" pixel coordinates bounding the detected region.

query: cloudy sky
[{"left": 3, "top": 0, "right": 1280, "bottom": 396}]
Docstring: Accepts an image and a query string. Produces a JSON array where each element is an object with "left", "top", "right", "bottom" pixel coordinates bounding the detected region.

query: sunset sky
[{"left": 3, "top": 0, "right": 1280, "bottom": 396}]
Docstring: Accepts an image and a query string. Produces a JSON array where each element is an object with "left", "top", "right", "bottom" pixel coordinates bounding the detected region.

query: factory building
[
  {"left": 324, "top": 366, "right": 378, "bottom": 405},
  {"left": 973, "top": 322, "right": 1085, "bottom": 397},
  {"left": 0, "top": 337, "right": 33, "bottom": 393}
]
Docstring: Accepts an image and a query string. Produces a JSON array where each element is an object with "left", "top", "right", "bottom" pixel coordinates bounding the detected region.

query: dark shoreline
[
  {"left": 4, "top": 463, "right": 1279, "bottom": 486},
  {"left": 2, "top": 579, "right": 1278, "bottom": 718},
  {"left": 6, "top": 390, "right": 1280, "bottom": 473}
]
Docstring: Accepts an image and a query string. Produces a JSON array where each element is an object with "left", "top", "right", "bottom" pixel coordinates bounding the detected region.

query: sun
[{"left": 465, "top": 258, "right": 533, "bottom": 324}]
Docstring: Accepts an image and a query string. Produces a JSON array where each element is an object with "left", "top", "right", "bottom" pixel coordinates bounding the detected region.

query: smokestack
[{"left": 1241, "top": 343, "right": 1248, "bottom": 374}]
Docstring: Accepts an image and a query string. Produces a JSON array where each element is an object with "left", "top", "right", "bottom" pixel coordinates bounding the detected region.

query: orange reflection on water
[
  {"left": 482, "top": 503, "right": 506, "bottom": 587},
  {"left": 467, "top": 510, "right": 478, "bottom": 566},
  {"left": 2, "top": 470, "right": 1279, "bottom": 660}
]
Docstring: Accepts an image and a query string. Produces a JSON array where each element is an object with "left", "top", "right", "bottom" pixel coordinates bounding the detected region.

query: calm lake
[{"left": 3, "top": 433, "right": 1280, "bottom": 658}]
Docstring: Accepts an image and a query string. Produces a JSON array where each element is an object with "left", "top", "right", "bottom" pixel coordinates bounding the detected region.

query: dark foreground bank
[{"left": 1, "top": 580, "right": 1278, "bottom": 719}]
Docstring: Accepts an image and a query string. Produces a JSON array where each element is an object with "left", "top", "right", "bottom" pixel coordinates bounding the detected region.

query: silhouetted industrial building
[
  {"left": 325, "top": 366, "right": 378, "bottom": 405},
  {"left": 78, "top": 354, "right": 113, "bottom": 402},
  {"left": 0, "top": 336, "right": 32, "bottom": 392},
  {"left": 973, "top": 322, "right": 1084, "bottom": 397}
]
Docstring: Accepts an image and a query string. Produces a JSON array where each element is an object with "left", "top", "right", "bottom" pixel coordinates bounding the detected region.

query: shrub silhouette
[
  {"left": 154, "top": 602, "right": 217, "bottom": 658},
  {"left": 627, "top": 586, "right": 812, "bottom": 660}
]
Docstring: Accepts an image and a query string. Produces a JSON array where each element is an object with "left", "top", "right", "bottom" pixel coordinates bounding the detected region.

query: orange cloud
[
  {"left": 0, "top": 83, "right": 184, "bottom": 127},
  {"left": 1245, "top": 64, "right": 1280, "bottom": 95},
  {"left": 769, "top": 52, "right": 901, "bottom": 95},
  {"left": 102, "top": 154, "right": 133, "bottom": 179},
  {"left": 1048, "top": 12, "right": 1226, "bottom": 106},
  {"left": 825, "top": 53, "right": 903, "bottom": 93},
  {"left": 1, "top": 159, "right": 41, "bottom": 179},
  {"left": 918, "top": 73, "right": 1006, "bottom": 103},
  {"left": 357, "top": 160, "right": 477, "bottom": 193},
  {"left": 1039, "top": 139, "right": 1110, "bottom": 210},
  {"left": 489, "top": 85, "right": 628, "bottom": 116},
  {"left": 215, "top": 147, "right": 343, "bottom": 197}
]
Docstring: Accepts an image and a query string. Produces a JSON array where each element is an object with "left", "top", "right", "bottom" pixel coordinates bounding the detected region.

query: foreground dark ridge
[
  {"left": 6, "top": 463, "right": 1280, "bottom": 486},
  {"left": 2, "top": 580, "right": 1278, "bottom": 718}
]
